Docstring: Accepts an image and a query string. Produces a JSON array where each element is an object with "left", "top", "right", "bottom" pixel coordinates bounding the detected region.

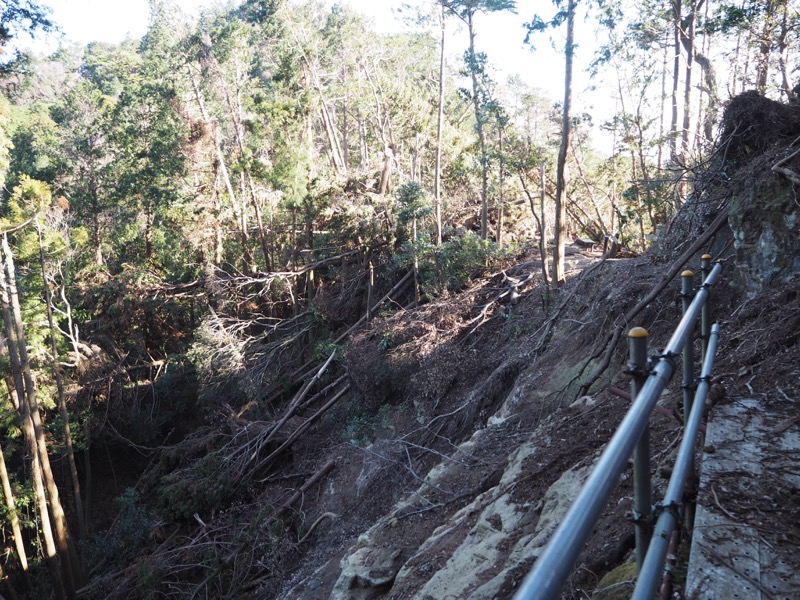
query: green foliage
[
  {"left": 0, "top": 93, "right": 11, "bottom": 190},
  {"left": 82, "top": 488, "right": 152, "bottom": 571},
  {"left": 325, "top": 401, "right": 396, "bottom": 446},
  {"left": 4, "top": 173, "right": 50, "bottom": 221},
  {"left": 0, "top": 474, "right": 36, "bottom": 533},
  {"left": 6, "top": 101, "right": 59, "bottom": 192},
  {"left": 312, "top": 339, "right": 339, "bottom": 362},
  {"left": 238, "top": 0, "right": 283, "bottom": 25},
  {"left": 157, "top": 451, "right": 235, "bottom": 520},
  {"left": 396, "top": 181, "right": 432, "bottom": 225},
  {"left": 705, "top": 3, "right": 760, "bottom": 34},
  {"left": 395, "top": 229, "right": 497, "bottom": 296},
  {"left": 340, "top": 409, "right": 373, "bottom": 445},
  {"left": 141, "top": 427, "right": 237, "bottom": 521},
  {"left": 379, "top": 330, "right": 393, "bottom": 350},
  {"left": 442, "top": 0, "right": 517, "bottom": 22},
  {"left": 187, "top": 318, "right": 248, "bottom": 407}
]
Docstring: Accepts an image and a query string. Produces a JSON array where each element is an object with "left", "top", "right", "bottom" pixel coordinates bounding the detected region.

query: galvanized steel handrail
[
  {"left": 631, "top": 323, "right": 721, "bottom": 600},
  {"left": 512, "top": 261, "right": 723, "bottom": 600}
]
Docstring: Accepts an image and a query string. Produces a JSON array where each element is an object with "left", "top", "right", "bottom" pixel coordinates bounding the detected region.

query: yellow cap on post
[
  {"left": 701, "top": 254, "right": 712, "bottom": 260},
  {"left": 628, "top": 327, "right": 649, "bottom": 338},
  {"left": 682, "top": 270, "right": 694, "bottom": 277}
]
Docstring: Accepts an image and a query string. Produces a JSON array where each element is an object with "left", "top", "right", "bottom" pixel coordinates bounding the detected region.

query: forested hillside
[{"left": 0, "top": 0, "right": 797, "bottom": 598}]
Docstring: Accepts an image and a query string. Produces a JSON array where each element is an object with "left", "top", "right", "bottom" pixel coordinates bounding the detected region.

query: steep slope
[
  {"left": 272, "top": 93, "right": 800, "bottom": 600},
  {"left": 275, "top": 255, "right": 702, "bottom": 600}
]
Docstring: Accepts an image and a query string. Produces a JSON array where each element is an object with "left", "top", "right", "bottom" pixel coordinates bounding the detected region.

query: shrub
[{"left": 82, "top": 488, "right": 152, "bottom": 571}]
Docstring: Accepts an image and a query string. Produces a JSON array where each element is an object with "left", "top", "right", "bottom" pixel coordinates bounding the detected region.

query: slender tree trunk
[
  {"left": 362, "top": 57, "right": 396, "bottom": 197},
  {"left": 658, "top": 29, "right": 668, "bottom": 171},
  {"left": 300, "top": 53, "right": 345, "bottom": 173},
  {"left": 342, "top": 92, "right": 350, "bottom": 167},
  {"left": 207, "top": 43, "right": 271, "bottom": 270},
  {"left": 185, "top": 61, "right": 255, "bottom": 271},
  {"left": 553, "top": 0, "right": 576, "bottom": 286},
  {"left": 434, "top": 4, "right": 446, "bottom": 246},
  {"left": 304, "top": 200, "right": 315, "bottom": 302},
  {"left": 3, "top": 236, "right": 80, "bottom": 597},
  {"left": 358, "top": 110, "right": 368, "bottom": 166},
  {"left": 670, "top": 0, "right": 682, "bottom": 161},
  {"left": 518, "top": 168, "right": 549, "bottom": 287},
  {"left": 466, "top": 11, "right": 490, "bottom": 241},
  {"left": 217, "top": 142, "right": 254, "bottom": 271},
  {"left": 540, "top": 162, "right": 550, "bottom": 287},
  {"left": 742, "top": 26, "right": 754, "bottom": 92},
  {"left": 731, "top": 28, "right": 742, "bottom": 96},
  {"left": 777, "top": 1, "right": 793, "bottom": 100},
  {"left": 366, "top": 258, "right": 374, "bottom": 324},
  {"left": 319, "top": 97, "right": 346, "bottom": 173},
  {"left": 90, "top": 177, "right": 103, "bottom": 267},
  {"left": 0, "top": 258, "right": 65, "bottom": 600},
  {"left": 36, "top": 221, "right": 86, "bottom": 539},
  {"left": 497, "top": 124, "right": 504, "bottom": 245},
  {"left": 379, "top": 145, "right": 394, "bottom": 195},
  {"left": 83, "top": 422, "right": 92, "bottom": 535},
  {"left": 213, "top": 184, "right": 223, "bottom": 265},
  {"left": 681, "top": 3, "right": 696, "bottom": 155},
  {"left": 695, "top": 0, "right": 710, "bottom": 144},
  {"left": 571, "top": 135, "right": 609, "bottom": 235},
  {"left": 755, "top": 0, "right": 775, "bottom": 93},
  {"left": 0, "top": 441, "right": 30, "bottom": 592}
]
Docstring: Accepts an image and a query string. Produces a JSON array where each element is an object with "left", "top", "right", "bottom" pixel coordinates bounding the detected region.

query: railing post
[
  {"left": 632, "top": 323, "right": 723, "bottom": 600},
  {"left": 628, "top": 327, "right": 651, "bottom": 572},
  {"left": 680, "top": 271, "right": 696, "bottom": 425},
  {"left": 700, "top": 255, "right": 712, "bottom": 362}
]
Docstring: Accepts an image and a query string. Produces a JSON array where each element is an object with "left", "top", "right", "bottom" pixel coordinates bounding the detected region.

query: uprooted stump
[{"left": 720, "top": 90, "right": 800, "bottom": 160}]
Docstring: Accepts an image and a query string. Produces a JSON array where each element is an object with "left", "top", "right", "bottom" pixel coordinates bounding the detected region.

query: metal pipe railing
[
  {"left": 632, "top": 323, "right": 721, "bottom": 600},
  {"left": 700, "top": 255, "right": 712, "bottom": 361},
  {"left": 513, "top": 261, "right": 722, "bottom": 600}
]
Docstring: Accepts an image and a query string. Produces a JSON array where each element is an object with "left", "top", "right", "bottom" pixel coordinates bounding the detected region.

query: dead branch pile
[{"left": 80, "top": 460, "right": 337, "bottom": 600}]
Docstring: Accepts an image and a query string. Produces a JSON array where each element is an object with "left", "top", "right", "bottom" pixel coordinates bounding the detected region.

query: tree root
[
  {"left": 298, "top": 512, "right": 338, "bottom": 544},
  {"left": 771, "top": 135, "right": 800, "bottom": 186}
]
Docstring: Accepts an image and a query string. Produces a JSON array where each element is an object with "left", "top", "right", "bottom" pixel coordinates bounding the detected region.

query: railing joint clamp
[
  {"left": 653, "top": 351, "right": 678, "bottom": 370},
  {"left": 631, "top": 508, "right": 653, "bottom": 526},
  {"left": 700, "top": 280, "right": 714, "bottom": 290},
  {"left": 654, "top": 500, "right": 681, "bottom": 520},
  {"left": 624, "top": 362, "right": 650, "bottom": 377}
]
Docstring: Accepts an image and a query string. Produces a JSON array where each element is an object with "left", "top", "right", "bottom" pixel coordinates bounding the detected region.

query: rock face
[
  {"left": 728, "top": 172, "right": 800, "bottom": 295},
  {"left": 282, "top": 402, "right": 609, "bottom": 600},
  {"left": 718, "top": 91, "right": 800, "bottom": 295},
  {"left": 404, "top": 461, "right": 593, "bottom": 600},
  {"left": 331, "top": 546, "right": 413, "bottom": 600}
]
